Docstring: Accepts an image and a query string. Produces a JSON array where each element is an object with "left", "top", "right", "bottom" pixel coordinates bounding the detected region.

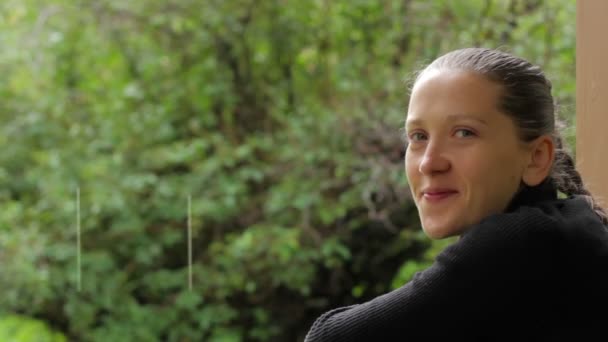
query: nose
[{"left": 418, "top": 142, "right": 450, "bottom": 175}]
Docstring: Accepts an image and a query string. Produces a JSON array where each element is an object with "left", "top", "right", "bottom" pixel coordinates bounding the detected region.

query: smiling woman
[{"left": 304, "top": 48, "right": 608, "bottom": 341}]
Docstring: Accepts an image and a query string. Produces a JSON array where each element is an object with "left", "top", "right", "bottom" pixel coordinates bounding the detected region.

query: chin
[
  {"left": 422, "top": 221, "right": 463, "bottom": 239},
  {"left": 422, "top": 226, "right": 453, "bottom": 239}
]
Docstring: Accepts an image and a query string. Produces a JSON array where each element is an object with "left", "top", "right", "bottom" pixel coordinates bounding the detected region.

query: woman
[{"left": 304, "top": 48, "right": 608, "bottom": 341}]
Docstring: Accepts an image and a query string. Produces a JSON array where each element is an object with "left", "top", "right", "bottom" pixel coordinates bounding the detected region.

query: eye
[
  {"left": 408, "top": 131, "right": 428, "bottom": 142},
  {"left": 454, "top": 128, "right": 476, "bottom": 138}
]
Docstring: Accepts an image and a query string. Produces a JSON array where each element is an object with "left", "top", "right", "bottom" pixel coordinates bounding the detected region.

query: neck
[{"left": 505, "top": 179, "right": 558, "bottom": 212}]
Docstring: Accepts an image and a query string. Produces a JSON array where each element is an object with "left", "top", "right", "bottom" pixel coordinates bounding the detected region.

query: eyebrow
[{"left": 405, "top": 113, "right": 489, "bottom": 128}]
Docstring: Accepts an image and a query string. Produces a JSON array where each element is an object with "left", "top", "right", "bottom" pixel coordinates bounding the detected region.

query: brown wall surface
[{"left": 576, "top": 0, "right": 608, "bottom": 206}]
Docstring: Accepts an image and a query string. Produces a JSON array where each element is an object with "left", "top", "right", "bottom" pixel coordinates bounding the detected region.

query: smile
[{"left": 422, "top": 190, "right": 459, "bottom": 203}]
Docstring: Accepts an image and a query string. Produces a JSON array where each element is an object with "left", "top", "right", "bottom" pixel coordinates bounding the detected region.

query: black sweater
[{"left": 304, "top": 183, "right": 608, "bottom": 341}]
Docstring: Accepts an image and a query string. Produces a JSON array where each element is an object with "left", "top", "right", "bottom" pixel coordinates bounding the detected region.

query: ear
[{"left": 522, "top": 135, "right": 555, "bottom": 186}]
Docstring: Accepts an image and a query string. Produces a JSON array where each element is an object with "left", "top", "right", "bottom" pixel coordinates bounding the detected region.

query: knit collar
[{"left": 505, "top": 179, "right": 558, "bottom": 213}]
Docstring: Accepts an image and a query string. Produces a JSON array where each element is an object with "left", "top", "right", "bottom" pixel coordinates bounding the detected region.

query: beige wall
[{"left": 576, "top": 0, "right": 608, "bottom": 206}]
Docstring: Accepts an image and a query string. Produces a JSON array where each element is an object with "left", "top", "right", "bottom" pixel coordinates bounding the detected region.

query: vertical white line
[
  {"left": 76, "top": 186, "right": 81, "bottom": 292},
  {"left": 188, "top": 194, "right": 192, "bottom": 291}
]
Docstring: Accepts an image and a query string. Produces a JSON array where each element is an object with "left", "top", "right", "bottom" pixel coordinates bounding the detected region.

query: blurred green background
[{"left": 0, "top": 0, "right": 575, "bottom": 341}]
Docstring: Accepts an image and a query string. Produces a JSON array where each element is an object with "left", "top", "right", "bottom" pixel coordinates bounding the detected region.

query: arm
[{"left": 304, "top": 207, "right": 559, "bottom": 341}]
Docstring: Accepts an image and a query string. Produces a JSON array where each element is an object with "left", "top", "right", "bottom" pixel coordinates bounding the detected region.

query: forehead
[{"left": 406, "top": 69, "right": 503, "bottom": 125}]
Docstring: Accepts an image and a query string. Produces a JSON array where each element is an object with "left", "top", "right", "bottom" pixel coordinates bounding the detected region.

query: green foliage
[
  {"left": 0, "top": 0, "right": 575, "bottom": 340},
  {"left": 0, "top": 315, "right": 66, "bottom": 342},
  {"left": 391, "top": 233, "right": 457, "bottom": 289}
]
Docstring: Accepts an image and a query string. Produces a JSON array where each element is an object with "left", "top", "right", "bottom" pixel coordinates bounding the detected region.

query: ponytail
[{"left": 551, "top": 134, "right": 608, "bottom": 225}]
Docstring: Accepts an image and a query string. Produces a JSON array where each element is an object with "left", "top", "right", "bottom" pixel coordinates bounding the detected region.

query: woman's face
[{"left": 405, "top": 69, "right": 531, "bottom": 239}]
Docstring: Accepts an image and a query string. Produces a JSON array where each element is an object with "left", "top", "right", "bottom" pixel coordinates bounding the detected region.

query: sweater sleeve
[{"left": 304, "top": 206, "right": 561, "bottom": 341}]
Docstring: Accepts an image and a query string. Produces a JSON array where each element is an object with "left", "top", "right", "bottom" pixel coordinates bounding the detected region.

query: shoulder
[
  {"left": 464, "top": 196, "right": 604, "bottom": 241},
  {"left": 450, "top": 196, "right": 608, "bottom": 266}
]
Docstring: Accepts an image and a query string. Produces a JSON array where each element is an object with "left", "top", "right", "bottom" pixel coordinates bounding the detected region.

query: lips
[{"left": 421, "top": 188, "right": 458, "bottom": 202}]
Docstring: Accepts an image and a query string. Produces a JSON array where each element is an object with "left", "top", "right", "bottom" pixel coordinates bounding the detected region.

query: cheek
[
  {"left": 467, "top": 149, "right": 524, "bottom": 201},
  {"left": 463, "top": 146, "right": 519, "bottom": 176},
  {"left": 492, "top": 149, "right": 526, "bottom": 182},
  {"left": 404, "top": 152, "right": 419, "bottom": 183},
  {"left": 456, "top": 150, "right": 505, "bottom": 195}
]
